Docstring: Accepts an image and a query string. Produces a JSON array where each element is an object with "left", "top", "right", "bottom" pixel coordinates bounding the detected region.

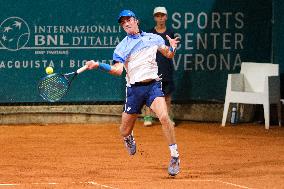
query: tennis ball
[{"left": 45, "top": 66, "right": 54, "bottom": 74}]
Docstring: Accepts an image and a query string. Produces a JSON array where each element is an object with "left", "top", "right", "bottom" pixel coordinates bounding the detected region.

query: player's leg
[
  {"left": 150, "top": 97, "right": 180, "bottom": 176},
  {"left": 120, "top": 112, "right": 138, "bottom": 155},
  {"left": 146, "top": 82, "right": 176, "bottom": 144},
  {"left": 121, "top": 85, "right": 145, "bottom": 155},
  {"left": 150, "top": 97, "right": 176, "bottom": 144},
  {"left": 120, "top": 112, "right": 138, "bottom": 137},
  {"left": 147, "top": 81, "right": 180, "bottom": 176}
]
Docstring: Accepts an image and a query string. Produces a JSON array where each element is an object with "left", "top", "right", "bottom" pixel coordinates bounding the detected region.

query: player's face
[
  {"left": 154, "top": 13, "right": 167, "bottom": 24},
  {"left": 120, "top": 17, "right": 139, "bottom": 35}
]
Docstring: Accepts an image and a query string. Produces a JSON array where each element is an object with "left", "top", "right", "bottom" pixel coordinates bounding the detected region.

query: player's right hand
[{"left": 86, "top": 60, "right": 99, "bottom": 70}]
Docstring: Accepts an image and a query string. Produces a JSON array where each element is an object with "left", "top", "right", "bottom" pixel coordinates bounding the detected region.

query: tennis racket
[{"left": 38, "top": 65, "right": 88, "bottom": 102}]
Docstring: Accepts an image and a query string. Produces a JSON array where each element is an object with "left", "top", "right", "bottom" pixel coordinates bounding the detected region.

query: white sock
[{"left": 169, "top": 144, "right": 179, "bottom": 157}]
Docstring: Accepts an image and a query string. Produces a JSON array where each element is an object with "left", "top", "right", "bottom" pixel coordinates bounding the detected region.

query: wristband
[
  {"left": 169, "top": 46, "right": 176, "bottom": 52},
  {"left": 98, "top": 62, "right": 111, "bottom": 72}
]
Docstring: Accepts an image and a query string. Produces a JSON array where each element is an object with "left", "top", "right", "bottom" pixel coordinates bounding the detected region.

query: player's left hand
[
  {"left": 86, "top": 60, "right": 99, "bottom": 70},
  {"left": 166, "top": 35, "right": 180, "bottom": 48}
]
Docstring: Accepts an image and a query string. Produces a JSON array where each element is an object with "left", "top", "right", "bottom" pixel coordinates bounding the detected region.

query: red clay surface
[{"left": 0, "top": 121, "right": 283, "bottom": 189}]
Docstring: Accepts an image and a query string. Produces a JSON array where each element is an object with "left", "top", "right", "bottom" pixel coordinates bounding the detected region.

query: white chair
[{"left": 221, "top": 62, "right": 281, "bottom": 129}]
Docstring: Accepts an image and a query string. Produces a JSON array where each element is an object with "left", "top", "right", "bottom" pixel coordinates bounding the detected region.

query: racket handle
[{"left": 76, "top": 65, "right": 88, "bottom": 74}]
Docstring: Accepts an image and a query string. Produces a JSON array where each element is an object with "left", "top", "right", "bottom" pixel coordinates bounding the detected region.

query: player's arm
[
  {"left": 85, "top": 60, "right": 124, "bottom": 76},
  {"left": 158, "top": 35, "right": 180, "bottom": 59}
]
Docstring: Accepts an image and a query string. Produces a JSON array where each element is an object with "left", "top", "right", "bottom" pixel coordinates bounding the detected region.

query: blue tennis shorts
[{"left": 123, "top": 80, "right": 164, "bottom": 114}]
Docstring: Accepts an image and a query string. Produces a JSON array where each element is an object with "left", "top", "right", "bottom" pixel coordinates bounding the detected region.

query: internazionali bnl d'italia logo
[{"left": 0, "top": 17, "right": 30, "bottom": 51}]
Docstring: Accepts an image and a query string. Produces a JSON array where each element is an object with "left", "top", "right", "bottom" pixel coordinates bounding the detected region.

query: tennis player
[{"left": 85, "top": 9, "right": 180, "bottom": 176}]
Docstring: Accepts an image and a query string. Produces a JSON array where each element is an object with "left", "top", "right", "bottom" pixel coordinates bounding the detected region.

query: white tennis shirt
[{"left": 113, "top": 31, "right": 165, "bottom": 86}]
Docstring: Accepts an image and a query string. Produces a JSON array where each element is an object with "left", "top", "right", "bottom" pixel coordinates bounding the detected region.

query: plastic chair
[{"left": 221, "top": 62, "right": 281, "bottom": 129}]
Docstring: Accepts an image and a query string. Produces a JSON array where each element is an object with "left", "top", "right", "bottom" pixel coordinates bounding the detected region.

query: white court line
[
  {"left": 87, "top": 181, "right": 118, "bottom": 189},
  {"left": 115, "top": 179, "right": 252, "bottom": 189},
  {"left": 0, "top": 184, "right": 19, "bottom": 186},
  {"left": 181, "top": 179, "right": 252, "bottom": 189},
  {"left": 0, "top": 179, "right": 252, "bottom": 189},
  {"left": 0, "top": 181, "right": 118, "bottom": 189},
  {"left": 32, "top": 182, "right": 58, "bottom": 185},
  {"left": 215, "top": 180, "right": 252, "bottom": 189}
]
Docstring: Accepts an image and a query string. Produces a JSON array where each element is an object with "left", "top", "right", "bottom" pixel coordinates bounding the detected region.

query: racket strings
[{"left": 38, "top": 74, "right": 69, "bottom": 102}]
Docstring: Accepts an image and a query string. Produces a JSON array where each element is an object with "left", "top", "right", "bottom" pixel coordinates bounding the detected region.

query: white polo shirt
[{"left": 113, "top": 31, "right": 165, "bottom": 86}]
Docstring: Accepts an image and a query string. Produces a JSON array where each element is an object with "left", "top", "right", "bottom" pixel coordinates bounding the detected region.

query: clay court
[{"left": 0, "top": 121, "right": 283, "bottom": 189}]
